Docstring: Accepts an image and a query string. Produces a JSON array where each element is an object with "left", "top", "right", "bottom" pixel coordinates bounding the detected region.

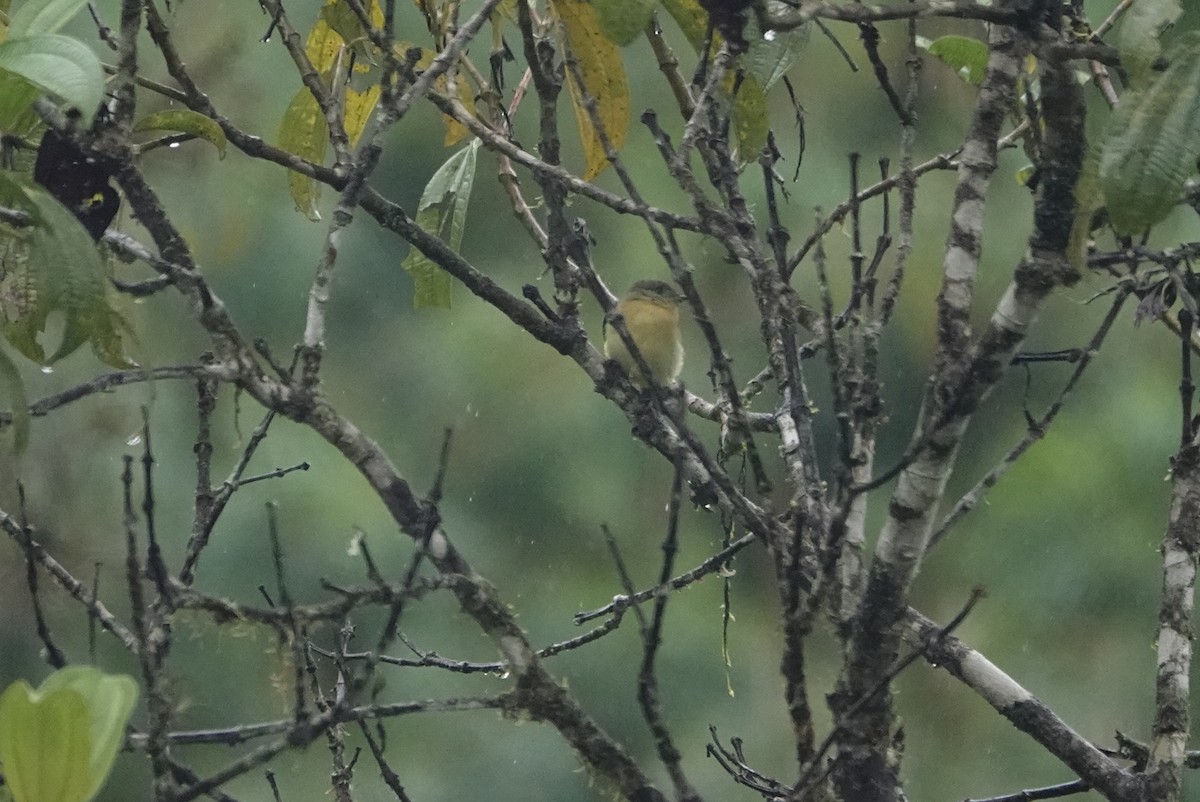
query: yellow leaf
[
  {"left": 344, "top": 84, "right": 380, "bottom": 146},
  {"left": 551, "top": 0, "right": 629, "bottom": 180}
]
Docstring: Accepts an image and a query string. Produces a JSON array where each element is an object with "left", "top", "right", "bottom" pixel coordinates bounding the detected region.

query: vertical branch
[
  {"left": 140, "top": 408, "right": 169, "bottom": 595},
  {"left": 1150, "top": 312, "right": 1200, "bottom": 797},
  {"left": 831, "top": 15, "right": 1028, "bottom": 802},
  {"left": 111, "top": 0, "right": 143, "bottom": 125},
  {"left": 1149, "top": 442, "right": 1200, "bottom": 798},
  {"left": 837, "top": 8, "right": 921, "bottom": 629},
  {"left": 615, "top": 458, "right": 703, "bottom": 802},
  {"left": 124, "top": 455, "right": 174, "bottom": 801},
  {"left": 1179, "top": 309, "right": 1195, "bottom": 446},
  {"left": 514, "top": 0, "right": 575, "bottom": 302},
  {"left": 17, "top": 485, "right": 66, "bottom": 668}
]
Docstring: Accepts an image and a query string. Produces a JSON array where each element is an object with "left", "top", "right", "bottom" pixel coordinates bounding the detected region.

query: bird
[{"left": 603, "top": 280, "right": 686, "bottom": 388}]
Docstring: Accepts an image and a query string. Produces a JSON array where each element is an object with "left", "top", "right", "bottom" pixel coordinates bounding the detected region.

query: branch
[
  {"left": 830, "top": 18, "right": 1031, "bottom": 799},
  {"left": 904, "top": 608, "right": 1139, "bottom": 800},
  {"left": 0, "top": 508, "right": 138, "bottom": 652},
  {"left": 769, "top": 0, "right": 1025, "bottom": 31},
  {"left": 1147, "top": 440, "right": 1200, "bottom": 794}
]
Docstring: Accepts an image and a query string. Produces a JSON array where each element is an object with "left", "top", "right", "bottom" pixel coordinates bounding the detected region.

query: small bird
[{"left": 603, "top": 280, "right": 686, "bottom": 388}]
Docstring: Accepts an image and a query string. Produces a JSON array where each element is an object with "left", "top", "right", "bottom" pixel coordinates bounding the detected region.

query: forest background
[{"left": 1, "top": 0, "right": 1192, "bottom": 800}]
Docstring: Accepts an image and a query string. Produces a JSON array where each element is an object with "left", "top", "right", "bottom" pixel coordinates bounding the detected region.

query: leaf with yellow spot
[
  {"left": 551, "top": 0, "right": 629, "bottom": 180},
  {"left": 306, "top": 9, "right": 343, "bottom": 75}
]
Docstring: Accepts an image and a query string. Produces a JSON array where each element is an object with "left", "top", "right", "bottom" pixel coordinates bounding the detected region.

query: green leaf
[
  {"left": 593, "top": 0, "right": 657, "bottom": 46},
  {"left": 0, "top": 345, "right": 30, "bottom": 455},
  {"left": 37, "top": 667, "right": 138, "bottom": 802},
  {"left": 133, "top": 109, "right": 228, "bottom": 159},
  {"left": 1116, "top": 0, "right": 1182, "bottom": 86},
  {"left": 1099, "top": 32, "right": 1200, "bottom": 234},
  {"left": 319, "top": 0, "right": 366, "bottom": 44},
  {"left": 0, "top": 682, "right": 92, "bottom": 802},
  {"left": 0, "top": 668, "right": 138, "bottom": 802},
  {"left": 0, "top": 34, "right": 103, "bottom": 123},
  {"left": 0, "top": 69, "right": 45, "bottom": 135},
  {"left": 277, "top": 87, "right": 328, "bottom": 221},
  {"left": 9, "top": 0, "right": 89, "bottom": 36},
  {"left": 401, "top": 139, "right": 480, "bottom": 309},
  {"left": 925, "top": 35, "right": 988, "bottom": 84},
  {"left": 744, "top": 1, "right": 809, "bottom": 90}
]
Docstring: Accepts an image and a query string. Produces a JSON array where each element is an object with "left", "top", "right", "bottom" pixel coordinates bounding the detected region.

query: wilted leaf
[
  {"left": 1134, "top": 277, "right": 1174, "bottom": 326},
  {"left": 402, "top": 139, "right": 480, "bottom": 308},
  {"left": 593, "top": 0, "right": 657, "bottom": 46},
  {"left": 925, "top": 35, "right": 988, "bottom": 84},
  {"left": 0, "top": 33, "right": 104, "bottom": 123},
  {"left": 134, "top": 109, "right": 228, "bottom": 158},
  {"left": 277, "top": 87, "right": 328, "bottom": 220},
  {"left": 1099, "top": 32, "right": 1200, "bottom": 234},
  {"left": 552, "top": 0, "right": 630, "bottom": 180}
]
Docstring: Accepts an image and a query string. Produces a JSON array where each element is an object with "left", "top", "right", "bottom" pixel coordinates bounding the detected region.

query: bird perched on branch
[{"left": 603, "top": 280, "right": 686, "bottom": 388}]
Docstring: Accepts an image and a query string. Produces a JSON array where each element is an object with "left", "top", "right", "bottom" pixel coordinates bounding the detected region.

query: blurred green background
[{"left": 2, "top": 0, "right": 1195, "bottom": 800}]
